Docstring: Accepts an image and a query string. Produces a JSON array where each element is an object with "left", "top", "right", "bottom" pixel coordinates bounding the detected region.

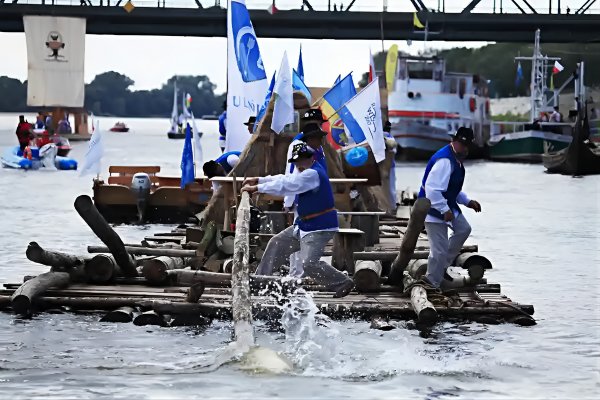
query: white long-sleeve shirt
[
  {"left": 258, "top": 167, "right": 338, "bottom": 237},
  {"left": 424, "top": 158, "right": 471, "bottom": 224},
  {"left": 283, "top": 139, "right": 303, "bottom": 208}
]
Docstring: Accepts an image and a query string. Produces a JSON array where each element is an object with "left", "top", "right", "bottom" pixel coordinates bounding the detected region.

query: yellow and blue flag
[{"left": 321, "top": 73, "right": 356, "bottom": 122}]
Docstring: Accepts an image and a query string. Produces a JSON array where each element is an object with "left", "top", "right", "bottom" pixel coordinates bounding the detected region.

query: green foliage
[
  {"left": 490, "top": 112, "right": 529, "bottom": 122},
  {"left": 0, "top": 72, "right": 225, "bottom": 117}
]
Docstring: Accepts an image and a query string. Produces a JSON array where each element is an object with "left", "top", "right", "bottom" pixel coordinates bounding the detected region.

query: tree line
[{"left": 0, "top": 72, "right": 226, "bottom": 117}]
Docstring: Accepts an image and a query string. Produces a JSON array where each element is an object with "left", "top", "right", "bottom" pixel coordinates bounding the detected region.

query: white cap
[{"left": 226, "top": 154, "right": 240, "bottom": 168}]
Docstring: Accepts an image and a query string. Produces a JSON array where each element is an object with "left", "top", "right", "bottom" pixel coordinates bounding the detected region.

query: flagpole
[{"left": 325, "top": 78, "right": 379, "bottom": 122}]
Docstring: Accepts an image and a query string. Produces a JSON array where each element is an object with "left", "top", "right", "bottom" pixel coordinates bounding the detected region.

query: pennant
[
  {"left": 191, "top": 112, "right": 203, "bottom": 167},
  {"left": 180, "top": 123, "right": 195, "bottom": 188},
  {"left": 368, "top": 49, "right": 376, "bottom": 83},
  {"left": 553, "top": 61, "right": 564, "bottom": 74},
  {"left": 271, "top": 51, "right": 295, "bottom": 134},
  {"left": 292, "top": 68, "right": 312, "bottom": 102},
  {"left": 339, "top": 78, "right": 386, "bottom": 162},
  {"left": 320, "top": 73, "right": 356, "bottom": 122},
  {"left": 515, "top": 61, "right": 524, "bottom": 87},
  {"left": 80, "top": 120, "right": 103, "bottom": 176},
  {"left": 254, "top": 71, "right": 276, "bottom": 132},
  {"left": 297, "top": 44, "right": 305, "bottom": 82},
  {"left": 226, "top": 0, "right": 268, "bottom": 152},
  {"left": 413, "top": 13, "right": 425, "bottom": 29},
  {"left": 385, "top": 45, "right": 398, "bottom": 92}
]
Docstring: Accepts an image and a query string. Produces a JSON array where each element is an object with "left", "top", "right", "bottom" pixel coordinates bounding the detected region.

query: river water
[{"left": 0, "top": 113, "right": 598, "bottom": 399}]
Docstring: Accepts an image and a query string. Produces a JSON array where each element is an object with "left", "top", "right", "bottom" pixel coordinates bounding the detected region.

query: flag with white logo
[{"left": 271, "top": 51, "right": 294, "bottom": 134}]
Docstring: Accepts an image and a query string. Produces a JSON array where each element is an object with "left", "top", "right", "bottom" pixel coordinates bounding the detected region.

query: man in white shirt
[
  {"left": 418, "top": 127, "right": 482, "bottom": 288},
  {"left": 242, "top": 143, "right": 354, "bottom": 298},
  {"left": 550, "top": 106, "right": 562, "bottom": 123}
]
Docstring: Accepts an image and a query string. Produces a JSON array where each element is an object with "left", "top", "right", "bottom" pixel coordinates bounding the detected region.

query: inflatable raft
[{"left": 1, "top": 145, "right": 78, "bottom": 170}]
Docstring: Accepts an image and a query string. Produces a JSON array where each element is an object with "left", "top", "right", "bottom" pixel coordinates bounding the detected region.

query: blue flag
[
  {"left": 297, "top": 45, "right": 305, "bottom": 82},
  {"left": 515, "top": 61, "right": 524, "bottom": 87},
  {"left": 254, "top": 71, "right": 276, "bottom": 132},
  {"left": 321, "top": 73, "right": 356, "bottom": 121},
  {"left": 180, "top": 123, "right": 195, "bottom": 188},
  {"left": 292, "top": 69, "right": 312, "bottom": 102},
  {"left": 334, "top": 74, "right": 341, "bottom": 85}
]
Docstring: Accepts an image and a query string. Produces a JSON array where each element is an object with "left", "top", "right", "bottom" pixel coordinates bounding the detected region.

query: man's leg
[
  {"left": 424, "top": 222, "right": 449, "bottom": 288},
  {"left": 300, "top": 231, "right": 353, "bottom": 295},
  {"left": 255, "top": 226, "right": 300, "bottom": 276},
  {"left": 288, "top": 252, "right": 303, "bottom": 278},
  {"left": 446, "top": 213, "right": 472, "bottom": 265}
]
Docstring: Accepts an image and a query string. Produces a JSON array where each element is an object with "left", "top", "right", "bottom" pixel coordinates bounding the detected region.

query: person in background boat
[
  {"left": 45, "top": 114, "right": 53, "bottom": 133},
  {"left": 218, "top": 100, "right": 227, "bottom": 152},
  {"left": 15, "top": 115, "right": 33, "bottom": 152},
  {"left": 243, "top": 116, "right": 256, "bottom": 135},
  {"left": 418, "top": 127, "right": 482, "bottom": 289},
  {"left": 384, "top": 121, "right": 398, "bottom": 208},
  {"left": 57, "top": 115, "right": 71, "bottom": 134},
  {"left": 550, "top": 106, "right": 563, "bottom": 123},
  {"left": 242, "top": 143, "right": 354, "bottom": 297},
  {"left": 202, "top": 150, "right": 241, "bottom": 191},
  {"left": 35, "top": 114, "right": 45, "bottom": 130},
  {"left": 37, "top": 130, "right": 53, "bottom": 148}
]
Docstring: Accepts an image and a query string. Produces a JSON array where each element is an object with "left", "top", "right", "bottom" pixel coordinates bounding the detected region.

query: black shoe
[
  {"left": 443, "top": 270, "right": 454, "bottom": 282},
  {"left": 333, "top": 280, "right": 354, "bottom": 298}
]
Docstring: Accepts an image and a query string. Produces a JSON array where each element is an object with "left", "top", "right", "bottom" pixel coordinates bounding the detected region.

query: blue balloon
[{"left": 345, "top": 147, "right": 369, "bottom": 167}]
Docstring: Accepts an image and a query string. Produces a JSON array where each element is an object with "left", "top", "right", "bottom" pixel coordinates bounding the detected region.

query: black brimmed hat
[
  {"left": 301, "top": 108, "right": 324, "bottom": 121},
  {"left": 243, "top": 116, "right": 257, "bottom": 126},
  {"left": 452, "top": 127, "right": 474, "bottom": 145},
  {"left": 300, "top": 122, "right": 327, "bottom": 139},
  {"left": 383, "top": 121, "right": 392, "bottom": 133},
  {"left": 288, "top": 143, "right": 315, "bottom": 163}
]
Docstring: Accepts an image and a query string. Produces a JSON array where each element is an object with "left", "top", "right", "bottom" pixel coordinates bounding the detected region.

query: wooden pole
[
  {"left": 10, "top": 271, "right": 70, "bottom": 316},
  {"left": 388, "top": 198, "right": 430, "bottom": 285},
  {"left": 353, "top": 260, "right": 382, "bottom": 292},
  {"left": 142, "top": 256, "right": 186, "bottom": 285},
  {"left": 231, "top": 191, "right": 254, "bottom": 346},
  {"left": 410, "top": 285, "right": 437, "bottom": 325},
  {"left": 84, "top": 254, "right": 123, "bottom": 283},
  {"left": 74, "top": 195, "right": 138, "bottom": 277},
  {"left": 88, "top": 245, "right": 197, "bottom": 258},
  {"left": 26, "top": 242, "right": 86, "bottom": 270}
]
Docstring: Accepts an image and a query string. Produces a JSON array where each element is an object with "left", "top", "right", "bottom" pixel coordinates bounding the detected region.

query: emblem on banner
[
  {"left": 365, "top": 102, "right": 378, "bottom": 134},
  {"left": 231, "top": 1, "right": 266, "bottom": 82},
  {"left": 45, "top": 31, "right": 66, "bottom": 62}
]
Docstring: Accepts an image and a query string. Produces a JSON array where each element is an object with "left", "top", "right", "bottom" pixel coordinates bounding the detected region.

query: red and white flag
[
  {"left": 267, "top": 4, "right": 278, "bottom": 14},
  {"left": 553, "top": 61, "right": 564, "bottom": 74},
  {"left": 368, "top": 49, "right": 376, "bottom": 83}
]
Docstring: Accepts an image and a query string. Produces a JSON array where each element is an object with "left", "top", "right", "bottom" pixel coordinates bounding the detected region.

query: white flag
[
  {"left": 340, "top": 78, "right": 386, "bottom": 163},
  {"left": 191, "top": 112, "right": 203, "bottom": 167},
  {"left": 79, "top": 120, "right": 104, "bottom": 176},
  {"left": 271, "top": 51, "right": 294, "bottom": 134},
  {"left": 23, "top": 16, "right": 86, "bottom": 107},
  {"left": 226, "top": 0, "right": 268, "bottom": 151}
]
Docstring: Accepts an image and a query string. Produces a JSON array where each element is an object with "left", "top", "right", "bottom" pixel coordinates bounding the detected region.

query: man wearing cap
[
  {"left": 203, "top": 150, "right": 241, "bottom": 191},
  {"left": 242, "top": 143, "right": 354, "bottom": 298},
  {"left": 243, "top": 115, "right": 257, "bottom": 135},
  {"left": 418, "top": 127, "right": 482, "bottom": 288},
  {"left": 218, "top": 101, "right": 227, "bottom": 152}
]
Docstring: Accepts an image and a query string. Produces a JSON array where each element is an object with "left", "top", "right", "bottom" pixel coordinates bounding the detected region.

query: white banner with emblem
[{"left": 24, "top": 16, "right": 86, "bottom": 107}]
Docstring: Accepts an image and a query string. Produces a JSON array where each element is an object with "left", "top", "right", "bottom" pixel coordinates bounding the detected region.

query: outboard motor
[
  {"left": 38, "top": 143, "right": 57, "bottom": 170},
  {"left": 131, "top": 173, "right": 152, "bottom": 223}
]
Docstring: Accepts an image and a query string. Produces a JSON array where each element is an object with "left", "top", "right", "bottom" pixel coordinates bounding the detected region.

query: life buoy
[
  {"left": 23, "top": 146, "right": 32, "bottom": 160},
  {"left": 469, "top": 97, "right": 477, "bottom": 112}
]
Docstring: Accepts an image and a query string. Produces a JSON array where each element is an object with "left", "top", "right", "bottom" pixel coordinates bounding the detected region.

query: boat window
[
  {"left": 398, "top": 60, "right": 407, "bottom": 80},
  {"left": 407, "top": 61, "right": 434, "bottom": 80},
  {"left": 459, "top": 78, "right": 466, "bottom": 99},
  {"left": 448, "top": 78, "right": 457, "bottom": 94}
]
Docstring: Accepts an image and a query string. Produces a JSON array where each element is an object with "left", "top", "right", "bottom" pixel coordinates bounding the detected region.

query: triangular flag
[
  {"left": 553, "top": 61, "right": 564, "bottom": 74},
  {"left": 368, "top": 49, "right": 376, "bottom": 83},
  {"left": 267, "top": 4, "right": 278, "bottom": 14},
  {"left": 123, "top": 1, "right": 135, "bottom": 13},
  {"left": 271, "top": 51, "right": 294, "bottom": 134},
  {"left": 413, "top": 13, "right": 425, "bottom": 29}
]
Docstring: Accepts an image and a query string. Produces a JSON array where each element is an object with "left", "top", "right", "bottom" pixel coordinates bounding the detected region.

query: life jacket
[
  {"left": 418, "top": 144, "right": 465, "bottom": 219},
  {"left": 23, "top": 146, "right": 32, "bottom": 160},
  {"left": 295, "top": 162, "right": 338, "bottom": 232}
]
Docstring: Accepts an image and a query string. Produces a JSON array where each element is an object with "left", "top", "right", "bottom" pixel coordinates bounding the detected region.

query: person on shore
[
  {"left": 202, "top": 150, "right": 241, "bottom": 191},
  {"left": 242, "top": 143, "right": 354, "bottom": 297},
  {"left": 218, "top": 100, "right": 227, "bottom": 152},
  {"left": 418, "top": 127, "right": 482, "bottom": 289},
  {"left": 15, "top": 115, "right": 33, "bottom": 152}
]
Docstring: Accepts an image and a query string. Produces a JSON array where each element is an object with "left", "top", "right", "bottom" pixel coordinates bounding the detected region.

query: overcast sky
[{"left": 0, "top": 0, "right": 567, "bottom": 93}]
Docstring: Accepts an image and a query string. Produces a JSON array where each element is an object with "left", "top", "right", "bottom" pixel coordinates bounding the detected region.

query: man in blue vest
[
  {"left": 218, "top": 101, "right": 227, "bottom": 152},
  {"left": 242, "top": 143, "right": 354, "bottom": 298},
  {"left": 418, "top": 127, "right": 482, "bottom": 288},
  {"left": 203, "top": 150, "right": 241, "bottom": 190}
]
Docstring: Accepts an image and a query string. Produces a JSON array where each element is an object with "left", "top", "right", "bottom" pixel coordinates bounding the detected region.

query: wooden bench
[{"left": 107, "top": 166, "right": 161, "bottom": 187}]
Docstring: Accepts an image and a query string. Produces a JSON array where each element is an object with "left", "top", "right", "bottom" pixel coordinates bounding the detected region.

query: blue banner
[{"left": 180, "top": 123, "right": 195, "bottom": 188}]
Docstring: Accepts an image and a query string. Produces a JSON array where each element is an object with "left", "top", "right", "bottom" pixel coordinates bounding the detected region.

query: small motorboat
[
  {"left": 110, "top": 122, "right": 129, "bottom": 132},
  {"left": 1, "top": 145, "right": 77, "bottom": 170},
  {"left": 34, "top": 132, "right": 72, "bottom": 157}
]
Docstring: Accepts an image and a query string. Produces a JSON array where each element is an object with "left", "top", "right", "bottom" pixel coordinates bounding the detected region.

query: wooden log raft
[
  {"left": 353, "top": 260, "right": 382, "bottom": 292},
  {"left": 100, "top": 306, "right": 136, "bottom": 323},
  {"left": 85, "top": 254, "right": 124, "bottom": 284},
  {"left": 410, "top": 285, "right": 437, "bottom": 325},
  {"left": 26, "top": 241, "right": 86, "bottom": 271},
  {"left": 88, "top": 245, "right": 196, "bottom": 258},
  {"left": 142, "top": 256, "right": 186, "bottom": 285},
  {"left": 388, "top": 198, "right": 431, "bottom": 285},
  {"left": 74, "top": 195, "right": 138, "bottom": 277},
  {"left": 10, "top": 271, "right": 70, "bottom": 316}
]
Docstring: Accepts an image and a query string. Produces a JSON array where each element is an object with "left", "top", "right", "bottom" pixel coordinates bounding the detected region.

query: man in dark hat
[
  {"left": 15, "top": 115, "right": 33, "bottom": 152},
  {"left": 218, "top": 100, "right": 227, "bottom": 152},
  {"left": 203, "top": 150, "right": 241, "bottom": 191},
  {"left": 417, "top": 127, "right": 482, "bottom": 289},
  {"left": 242, "top": 143, "right": 354, "bottom": 297},
  {"left": 243, "top": 115, "right": 257, "bottom": 134}
]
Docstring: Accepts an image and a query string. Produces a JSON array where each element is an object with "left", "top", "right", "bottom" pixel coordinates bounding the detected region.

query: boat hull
[
  {"left": 110, "top": 128, "right": 129, "bottom": 132},
  {"left": 167, "top": 130, "right": 202, "bottom": 139},
  {"left": 489, "top": 130, "right": 571, "bottom": 163},
  {"left": 1, "top": 146, "right": 78, "bottom": 170}
]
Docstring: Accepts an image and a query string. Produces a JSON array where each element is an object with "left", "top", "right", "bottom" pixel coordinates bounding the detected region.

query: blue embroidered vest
[{"left": 295, "top": 162, "right": 338, "bottom": 232}]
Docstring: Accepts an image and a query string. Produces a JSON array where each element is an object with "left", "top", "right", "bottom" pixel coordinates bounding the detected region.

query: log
[
  {"left": 169, "top": 314, "right": 211, "bottom": 327},
  {"left": 88, "top": 245, "right": 197, "bottom": 258},
  {"left": 197, "top": 221, "right": 217, "bottom": 258},
  {"left": 100, "top": 306, "right": 135, "bottom": 323},
  {"left": 353, "top": 261, "right": 382, "bottom": 292},
  {"left": 142, "top": 256, "right": 185, "bottom": 285},
  {"left": 370, "top": 316, "right": 396, "bottom": 331},
  {"left": 388, "top": 198, "right": 431, "bottom": 285},
  {"left": 186, "top": 282, "right": 205, "bottom": 303},
  {"left": 405, "top": 259, "right": 428, "bottom": 280},
  {"left": 10, "top": 271, "right": 70, "bottom": 315},
  {"left": 84, "top": 254, "right": 124, "bottom": 283},
  {"left": 26, "top": 241, "right": 85, "bottom": 270},
  {"left": 454, "top": 252, "right": 492, "bottom": 282},
  {"left": 410, "top": 285, "right": 437, "bottom": 325},
  {"left": 222, "top": 258, "right": 234, "bottom": 274},
  {"left": 169, "top": 269, "right": 302, "bottom": 288},
  {"left": 74, "top": 195, "right": 137, "bottom": 277},
  {"left": 133, "top": 310, "right": 170, "bottom": 327},
  {"left": 231, "top": 191, "right": 254, "bottom": 346}
]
